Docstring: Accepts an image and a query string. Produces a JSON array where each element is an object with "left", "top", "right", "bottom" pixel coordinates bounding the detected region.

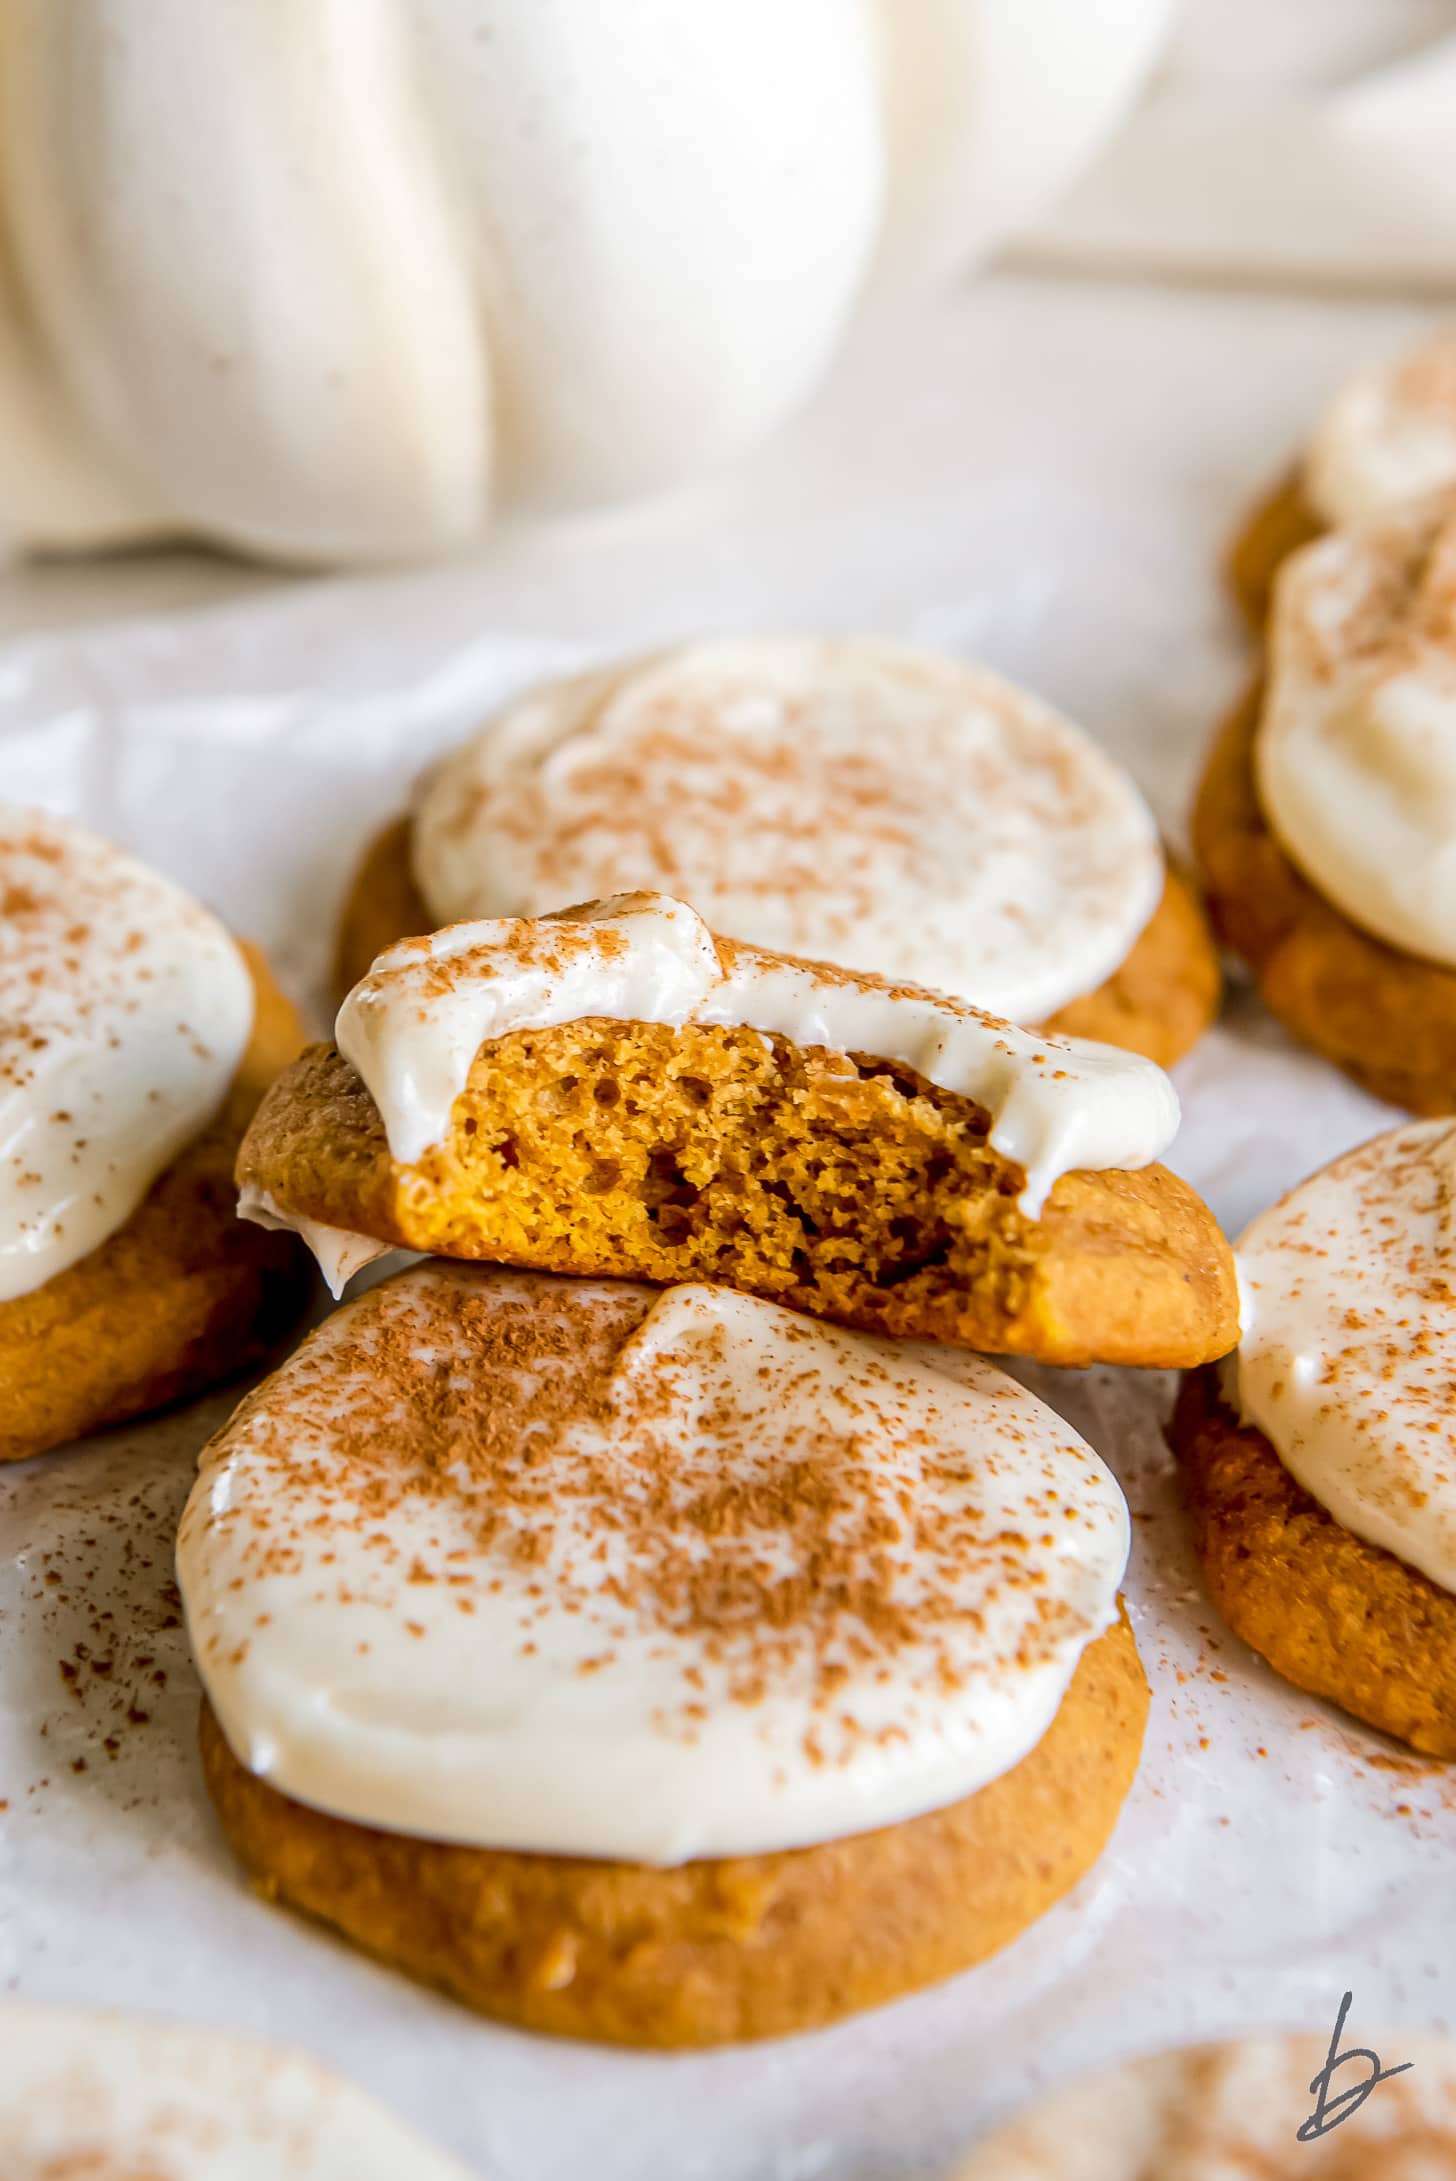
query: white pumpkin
[{"left": 0, "top": 0, "right": 1170, "bottom": 565}]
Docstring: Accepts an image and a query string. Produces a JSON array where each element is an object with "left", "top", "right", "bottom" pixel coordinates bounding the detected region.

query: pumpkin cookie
[
  {"left": 180, "top": 1261, "right": 1149, "bottom": 2045},
  {"left": 0, "top": 807, "right": 310, "bottom": 1462},
  {"left": 955, "top": 2029, "right": 1456, "bottom": 2177},
  {"left": 1170, "top": 1120, "right": 1456, "bottom": 1756},
  {"left": 1195, "top": 497, "right": 1456, "bottom": 1112},
  {"left": 338, "top": 639, "right": 1219, "bottom": 1066},
  {"left": 0, "top": 1998, "right": 469, "bottom": 2178},
  {"left": 1228, "top": 329, "right": 1456, "bottom": 627},
  {"left": 240, "top": 894, "right": 1237, "bottom": 1368}
]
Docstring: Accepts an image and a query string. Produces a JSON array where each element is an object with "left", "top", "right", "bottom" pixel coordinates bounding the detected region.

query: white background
[{"left": 0, "top": 271, "right": 1451, "bottom": 2180}]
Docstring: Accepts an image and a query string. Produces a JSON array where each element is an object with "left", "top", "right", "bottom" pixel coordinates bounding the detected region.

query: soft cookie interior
[{"left": 238, "top": 1025, "right": 1238, "bottom": 1369}]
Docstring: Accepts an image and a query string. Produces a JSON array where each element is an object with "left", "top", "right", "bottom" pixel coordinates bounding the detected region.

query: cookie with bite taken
[{"left": 240, "top": 892, "right": 1238, "bottom": 1370}]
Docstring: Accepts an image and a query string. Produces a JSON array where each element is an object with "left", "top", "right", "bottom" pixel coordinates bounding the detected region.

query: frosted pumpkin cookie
[
  {"left": 1172, "top": 1120, "right": 1456, "bottom": 1756},
  {"left": 180, "top": 1262, "right": 1149, "bottom": 2046},
  {"left": 338, "top": 639, "right": 1219, "bottom": 1067},
  {"left": 239, "top": 893, "right": 1238, "bottom": 1369},
  {"left": 1195, "top": 496, "right": 1456, "bottom": 1113},
  {"left": 954, "top": 2029, "right": 1456, "bottom": 2177},
  {"left": 0, "top": 1997, "right": 469, "bottom": 2178},
  {"left": 0, "top": 807, "right": 310, "bottom": 1462},
  {"left": 1228, "top": 328, "right": 1456, "bottom": 627}
]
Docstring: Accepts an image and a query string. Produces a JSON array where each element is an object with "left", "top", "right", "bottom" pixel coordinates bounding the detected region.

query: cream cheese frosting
[
  {"left": 0, "top": 1999, "right": 469, "bottom": 2180},
  {"left": 410, "top": 639, "right": 1166, "bottom": 1024},
  {"left": 1236, "top": 1118, "right": 1456, "bottom": 1594},
  {"left": 0, "top": 806, "right": 253, "bottom": 1303},
  {"left": 330, "top": 892, "right": 1180, "bottom": 1234},
  {"left": 177, "top": 1264, "right": 1129, "bottom": 1864},
  {"left": 1305, "top": 332, "right": 1456, "bottom": 531},
  {"left": 1256, "top": 496, "right": 1456, "bottom": 967},
  {"left": 237, "top": 1182, "right": 393, "bottom": 1297}
]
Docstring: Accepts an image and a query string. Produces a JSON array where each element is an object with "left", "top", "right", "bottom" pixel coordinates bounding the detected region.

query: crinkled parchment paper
[{"left": 0, "top": 277, "right": 1450, "bottom": 2181}]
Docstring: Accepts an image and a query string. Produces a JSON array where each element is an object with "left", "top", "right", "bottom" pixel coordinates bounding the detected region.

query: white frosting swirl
[
  {"left": 0, "top": 1999, "right": 469, "bottom": 2180},
  {"left": 411, "top": 639, "right": 1165, "bottom": 1023},
  {"left": 1237, "top": 1118, "right": 1456, "bottom": 1594},
  {"left": 1257, "top": 497, "right": 1456, "bottom": 966},
  {"left": 0, "top": 806, "right": 253, "bottom": 1302},
  {"left": 1306, "top": 332, "right": 1456, "bottom": 531},
  {"left": 178, "top": 1265, "right": 1129, "bottom": 1864},
  {"left": 333, "top": 893, "right": 1181, "bottom": 1225}
]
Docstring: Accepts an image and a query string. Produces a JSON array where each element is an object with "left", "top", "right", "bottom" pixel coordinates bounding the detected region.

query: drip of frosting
[
  {"left": 0, "top": 1999, "right": 470, "bottom": 2180},
  {"left": 1236, "top": 1118, "right": 1456, "bottom": 1595},
  {"left": 237, "top": 1182, "right": 391, "bottom": 1298},
  {"left": 177, "top": 1265, "right": 1129, "bottom": 1864},
  {"left": 410, "top": 639, "right": 1165, "bottom": 1023},
  {"left": 1256, "top": 497, "right": 1456, "bottom": 967},
  {"left": 1305, "top": 333, "right": 1456, "bottom": 531},
  {"left": 333, "top": 892, "right": 1180, "bottom": 1222},
  {"left": 0, "top": 805, "right": 253, "bottom": 1303}
]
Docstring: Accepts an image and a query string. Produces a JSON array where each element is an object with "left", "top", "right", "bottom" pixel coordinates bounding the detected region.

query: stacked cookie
[
  {"left": 1175, "top": 335, "right": 1456, "bottom": 1758},
  {"left": 1174, "top": 1119, "right": 1456, "bottom": 1759},
  {"left": 1227, "top": 329, "right": 1456, "bottom": 630},
  {"left": 177, "top": 639, "right": 1239, "bottom": 2045},
  {"left": 955, "top": 2029, "right": 1456, "bottom": 2177},
  {"left": 1202, "top": 331, "right": 1456, "bottom": 1113}
]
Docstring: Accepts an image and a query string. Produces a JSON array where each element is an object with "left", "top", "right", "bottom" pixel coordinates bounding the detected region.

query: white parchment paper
[{"left": 0, "top": 276, "right": 1451, "bottom": 2181}]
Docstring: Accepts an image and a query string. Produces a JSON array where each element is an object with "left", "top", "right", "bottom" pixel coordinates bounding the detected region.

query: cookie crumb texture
[
  {"left": 200, "top": 1616, "right": 1147, "bottom": 2048},
  {"left": 0, "top": 945, "right": 311, "bottom": 1463},
  {"left": 241, "top": 1028, "right": 1237, "bottom": 1369},
  {"left": 1193, "top": 682, "right": 1456, "bottom": 1113},
  {"left": 1172, "top": 1367, "right": 1456, "bottom": 1757}
]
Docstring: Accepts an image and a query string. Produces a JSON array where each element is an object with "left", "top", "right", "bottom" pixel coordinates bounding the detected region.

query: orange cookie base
[
  {"left": 1171, "top": 1368, "right": 1456, "bottom": 1758},
  {"left": 0, "top": 945, "right": 312, "bottom": 1464},
  {"left": 1225, "top": 469, "right": 1324, "bottom": 632},
  {"left": 335, "top": 821, "right": 1220, "bottom": 1069},
  {"left": 1192, "top": 681, "right": 1456, "bottom": 1113},
  {"left": 1041, "top": 866, "right": 1220, "bottom": 1068},
  {"left": 200, "top": 1615, "right": 1147, "bottom": 2048},
  {"left": 240, "top": 1022, "right": 1239, "bottom": 1370}
]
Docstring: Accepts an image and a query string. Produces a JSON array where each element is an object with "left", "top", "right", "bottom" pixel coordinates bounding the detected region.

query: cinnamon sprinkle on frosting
[
  {"left": 177, "top": 1264, "right": 1128, "bottom": 1864},
  {"left": 410, "top": 638, "right": 1164, "bottom": 1022}
]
